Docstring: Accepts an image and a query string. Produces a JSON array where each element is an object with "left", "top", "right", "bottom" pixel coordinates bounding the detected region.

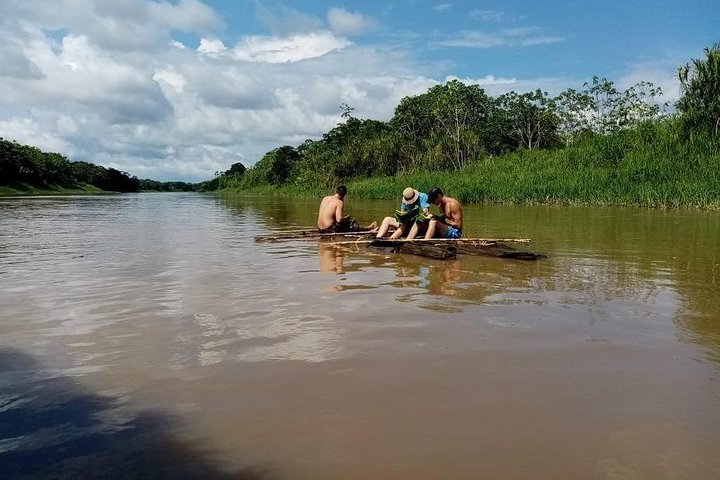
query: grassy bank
[
  {"left": 0, "top": 183, "right": 108, "bottom": 196},
  {"left": 227, "top": 121, "right": 720, "bottom": 210}
]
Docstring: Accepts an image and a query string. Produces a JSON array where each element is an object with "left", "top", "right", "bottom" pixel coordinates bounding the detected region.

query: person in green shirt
[{"left": 375, "top": 187, "right": 430, "bottom": 239}]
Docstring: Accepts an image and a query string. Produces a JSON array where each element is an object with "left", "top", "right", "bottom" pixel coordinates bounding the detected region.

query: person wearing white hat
[{"left": 375, "top": 187, "right": 430, "bottom": 239}]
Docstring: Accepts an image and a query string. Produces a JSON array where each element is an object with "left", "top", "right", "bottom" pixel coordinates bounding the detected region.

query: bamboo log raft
[
  {"left": 254, "top": 229, "right": 377, "bottom": 243},
  {"left": 254, "top": 231, "right": 544, "bottom": 260},
  {"left": 369, "top": 239, "right": 458, "bottom": 260},
  {"left": 367, "top": 238, "right": 545, "bottom": 261}
]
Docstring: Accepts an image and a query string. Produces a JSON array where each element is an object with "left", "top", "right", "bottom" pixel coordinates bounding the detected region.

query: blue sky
[
  {"left": 0, "top": 0, "right": 718, "bottom": 181},
  {"left": 204, "top": 0, "right": 717, "bottom": 80}
]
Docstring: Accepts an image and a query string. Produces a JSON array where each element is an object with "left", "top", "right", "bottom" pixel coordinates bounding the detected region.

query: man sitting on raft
[
  {"left": 408, "top": 187, "right": 463, "bottom": 239},
  {"left": 317, "top": 185, "right": 377, "bottom": 233}
]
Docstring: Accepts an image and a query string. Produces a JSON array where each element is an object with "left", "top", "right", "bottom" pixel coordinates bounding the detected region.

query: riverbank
[
  {"left": 0, "top": 183, "right": 107, "bottom": 196},
  {"left": 224, "top": 123, "right": 720, "bottom": 210}
]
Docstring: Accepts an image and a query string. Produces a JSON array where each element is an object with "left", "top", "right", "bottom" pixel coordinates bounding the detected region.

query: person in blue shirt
[{"left": 375, "top": 187, "right": 430, "bottom": 239}]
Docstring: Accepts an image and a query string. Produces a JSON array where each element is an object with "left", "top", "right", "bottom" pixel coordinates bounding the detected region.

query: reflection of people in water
[
  {"left": 392, "top": 259, "right": 462, "bottom": 295},
  {"left": 318, "top": 243, "right": 345, "bottom": 274},
  {"left": 428, "top": 260, "right": 462, "bottom": 296}
]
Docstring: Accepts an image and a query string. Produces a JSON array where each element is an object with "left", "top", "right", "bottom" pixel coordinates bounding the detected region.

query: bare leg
[
  {"left": 407, "top": 222, "right": 420, "bottom": 240},
  {"left": 376, "top": 217, "right": 398, "bottom": 238},
  {"left": 425, "top": 219, "right": 437, "bottom": 239},
  {"left": 407, "top": 221, "right": 428, "bottom": 240},
  {"left": 364, "top": 221, "right": 378, "bottom": 232},
  {"left": 390, "top": 223, "right": 409, "bottom": 239},
  {"left": 426, "top": 220, "right": 449, "bottom": 239}
]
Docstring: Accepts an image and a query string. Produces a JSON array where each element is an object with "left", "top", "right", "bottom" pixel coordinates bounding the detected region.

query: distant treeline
[
  {"left": 0, "top": 138, "right": 198, "bottom": 193},
  {"left": 205, "top": 45, "right": 720, "bottom": 206},
  {"left": 0, "top": 138, "right": 140, "bottom": 192},
  {"left": 136, "top": 179, "right": 197, "bottom": 192}
]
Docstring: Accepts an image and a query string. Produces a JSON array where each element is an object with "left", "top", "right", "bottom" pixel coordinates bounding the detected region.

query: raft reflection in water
[{"left": 317, "top": 242, "right": 546, "bottom": 309}]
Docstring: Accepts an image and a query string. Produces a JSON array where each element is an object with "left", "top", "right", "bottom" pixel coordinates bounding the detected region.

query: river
[{"left": 1, "top": 193, "right": 719, "bottom": 479}]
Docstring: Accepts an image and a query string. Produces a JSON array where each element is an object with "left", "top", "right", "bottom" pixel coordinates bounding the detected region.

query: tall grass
[{"left": 231, "top": 120, "right": 720, "bottom": 209}]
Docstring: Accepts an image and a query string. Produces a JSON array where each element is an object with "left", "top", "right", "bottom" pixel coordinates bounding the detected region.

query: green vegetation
[
  {"left": 137, "top": 179, "right": 197, "bottom": 192},
  {"left": 678, "top": 45, "right": 720, "bottom": 136},
  {"left": 0, "top": 138, "right": 142, "bottom": 194},
  {"left": 210, "top": 45, "right": 720, "bottom": 209},
  {"left": 0, "top": 183, "right": 105, "bottom": 196},
  {"left": 0, "top": 138, "right": 200, "bottom": 195}
]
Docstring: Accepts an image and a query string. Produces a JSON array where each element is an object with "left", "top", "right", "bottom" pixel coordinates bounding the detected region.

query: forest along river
[{"left": 1, "top": 192, "right": 719, "bottom": 479}]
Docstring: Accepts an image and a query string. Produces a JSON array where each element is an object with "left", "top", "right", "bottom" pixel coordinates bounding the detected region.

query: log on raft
[
  {"left": 370, "top": 239, "right": 459, "bottom": 260},
  {"left": 254, "top": 230, "right": 377, "bottom": 243},
  {"left": 367, "top": 238, "right": 545, "bottom": 261}
]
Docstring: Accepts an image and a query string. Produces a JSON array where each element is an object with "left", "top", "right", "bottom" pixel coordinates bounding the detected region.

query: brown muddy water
[{"left": 1, "top": 192, "right": 719, "bottom": 479}]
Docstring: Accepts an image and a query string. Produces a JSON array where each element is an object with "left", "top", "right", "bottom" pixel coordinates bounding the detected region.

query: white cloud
[
  {"left": 232, "top": 31, "right": 350, "bottom": 64},
  {"left": 617, "top": 64, "right": 681, "bottom": 105},
  {"left": 1, "top": 0, "right": 222, "bottom": 53},
  {"left": 198, "top": 38, "right": 226, "bottom": 55},
  {"left": 446, "top": 74, "right": 574, "bottom": 97},
  {"left": 433, "top": 4, "right": 453, "bottom": 12},
  {"left": 0, "top": 2, "right": 432, "bottom": 181},
  {"left": 0, "top": 38, "right": 44, "bottom": 79},
  {"left": 56, "top": 116, "right": 78, "bottom": 135},
  {"left": 433, "top": 28, "right": 565, "bottom": 48},
  {"left": 153, "top": 68, "right": 187, "bottom": 93},
  {"left": 0, "top": 117, "right": 73, "bottom": 154},
  {"left": 470, "top": 10, "right": 506, "bottom": 22},
  {"left": 326, "top": 8, "right": 378, "bottom": 36},
  {"left": 434, "top": 31, "right": 505, "bottom": 48}
]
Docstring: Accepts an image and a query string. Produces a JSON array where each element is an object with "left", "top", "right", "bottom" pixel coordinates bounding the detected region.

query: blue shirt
[{"left": 399, "top": 192, "right": 429, "bottom": 211}]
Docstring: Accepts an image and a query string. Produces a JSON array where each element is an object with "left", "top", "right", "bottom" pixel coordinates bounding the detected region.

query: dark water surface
[{"left": 1, "top": 193, "right": 719, "bottom": 479}]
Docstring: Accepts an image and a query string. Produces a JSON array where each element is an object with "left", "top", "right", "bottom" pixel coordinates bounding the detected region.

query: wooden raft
[
  {"left": 367, "top": 238, "right": 545, "bottom": 261},
  {"left": 254, "top": 229, "right": 376, "bottom": 243}
]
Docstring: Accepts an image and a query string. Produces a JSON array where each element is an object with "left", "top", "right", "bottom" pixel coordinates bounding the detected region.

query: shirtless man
[
  {"left": 422, "top": 187, "right": 463, "bottom": 239},
  {"left": 317, "top": 185, "right": 376, "bottom": 232}
]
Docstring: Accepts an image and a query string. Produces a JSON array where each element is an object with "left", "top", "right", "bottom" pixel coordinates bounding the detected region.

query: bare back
[
  {"left": 441, "top": 196, "right": 463, "bottom": 231},
  {"left": 317, "top": 195, "right": 344, "bottom": 229}
]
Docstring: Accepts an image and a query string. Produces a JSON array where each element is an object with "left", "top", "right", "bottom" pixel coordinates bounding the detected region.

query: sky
[{"left": 0, "top": 1, "right": 718, "bottom": 182}]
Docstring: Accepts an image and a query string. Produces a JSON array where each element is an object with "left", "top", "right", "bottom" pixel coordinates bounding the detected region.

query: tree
[
  {"left": 552, "top": 88, "right": 594, "bottom": 145},
  {"left": 390, "top": 80, "right": 494, "bottom": 169},
  {"left": 584, "top": 76, "right": 623, "bottom": 134},
  {"left": 616, "top": 81, "right": 664, "bottom": 127},
  {"left": 678, "top": 44, "right": 720, "bottom": 135},
  {"left": 426, "top": 80, "right": 493, "bottom": 169},
  {"left": 242, "top": 146, "right": 299, "bottom": 187},
  {"left": 498, "top": 89, "right": 560, "bottom": 150},
  {"left": 574, "top": 77, "right": 665, "bottom": 136},
  {"left": 228, "top": 162, "right": 246, "bottom": 176}
]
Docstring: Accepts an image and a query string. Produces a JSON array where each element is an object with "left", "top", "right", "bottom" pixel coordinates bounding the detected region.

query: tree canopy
[
  {"left": 678, "top": 44, "right": 720, "bottom": 135},
  {"left": 214, "top": 70, "right": 674, "bottom": 191},
  {"left": 0, "top": 139, "right": 141, "bottom": 192}
]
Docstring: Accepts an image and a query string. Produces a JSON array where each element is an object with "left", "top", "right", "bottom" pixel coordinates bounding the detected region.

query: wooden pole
[
  {"left": 255, "top": 231, "right": 377, "bottom": 243},
  {"left": 327, "top": 237, "right": 532, "bottom": 246}
]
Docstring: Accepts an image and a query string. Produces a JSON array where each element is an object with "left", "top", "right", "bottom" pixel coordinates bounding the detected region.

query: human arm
[
  {"left": 419, "top": 193, "right": 430, "bottom": 215},
  {"left": 335, "top": 201, "right": 344, "bottom": 223}
]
